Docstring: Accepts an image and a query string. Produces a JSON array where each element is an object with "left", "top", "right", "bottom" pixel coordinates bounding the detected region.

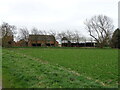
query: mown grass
[{"left": 2, "top": 47, "right": 118, "bottom": 88}]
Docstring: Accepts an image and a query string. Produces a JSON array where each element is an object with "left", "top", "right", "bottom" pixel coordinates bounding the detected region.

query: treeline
[
  {"left": 17, "top": 27, "right": 86, "bottom": 44},
  {"left": 0, "top": 22, "right": 89, "bottom": 46},
  {"left": 0, "top": 14, "right": 120, "bottom": 48}
]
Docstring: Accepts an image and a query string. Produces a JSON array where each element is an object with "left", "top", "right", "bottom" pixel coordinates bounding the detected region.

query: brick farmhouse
[{"left": 28, "top": 35, "right": 58, "bottom": 47}]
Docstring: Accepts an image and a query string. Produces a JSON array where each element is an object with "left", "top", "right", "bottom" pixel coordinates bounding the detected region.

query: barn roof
[{"left": 28, "top": 35, "right": 55, "bottom": 41}]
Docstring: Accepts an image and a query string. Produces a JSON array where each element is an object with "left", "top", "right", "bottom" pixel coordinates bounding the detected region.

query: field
[{"left": 2, "top": 47, "right": 118, "bottom": 88}]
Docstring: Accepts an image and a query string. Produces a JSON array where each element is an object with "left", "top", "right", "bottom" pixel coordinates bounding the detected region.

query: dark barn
[{"left": 61, "top": 37, "right": 97, "bottom": 47}]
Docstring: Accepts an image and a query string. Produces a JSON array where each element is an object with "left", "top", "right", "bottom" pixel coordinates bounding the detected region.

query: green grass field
[{"left": 2, "top": 47, "right": 118, "bottom": 88}]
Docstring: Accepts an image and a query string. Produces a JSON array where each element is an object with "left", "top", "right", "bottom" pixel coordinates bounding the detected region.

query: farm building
[
  {"left": 61, "top": 37, "right": 71, "bottom": 47},
  {"left": 28, "top": 35, "right": 58, "bottom": 47},
  {"left": 61, "top": 37, "right": 97, "bottom": 47}
]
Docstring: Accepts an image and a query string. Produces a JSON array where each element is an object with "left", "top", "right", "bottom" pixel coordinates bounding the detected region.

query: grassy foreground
[{"left": 2, "top": 48, "right": 118, "bottom": 88}]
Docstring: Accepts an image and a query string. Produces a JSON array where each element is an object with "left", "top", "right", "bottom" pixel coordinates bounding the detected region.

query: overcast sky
[{"left": 0, "top": 0, "right": 119, "bottom": 36}]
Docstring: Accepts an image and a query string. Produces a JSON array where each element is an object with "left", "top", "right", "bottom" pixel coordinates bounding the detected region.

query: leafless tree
[
  {"left": 48, "top": 30, "right": 57, "bottom": 46},
  {"left": 84, "top": 15, "right": 114, "bottom": 48},
  {"left": 31, "top": 27, "right": 39, "bottom": 35},
  {"left": 0, "top": 22, "right": 16, "bottom": 38},
  {"left": 57, "top": 31, "right": 67, "bottom": 44},
  {"left": 73, "top": 30, "right": 81, "bottom": 43},
  {"left": 49, "top": 30, "right": 56, "bottom": 37},
  {"left": 0, "top": 22, "right": 16, "bottom": 47},
  {"left": 39, "top": 30, "right": 44, "bottom": 35},
  {"left": 43, "top": 30, "right": 48, "bottom": 35},
  {"left": 19, "top": 27, "right": 29, "bottom": 41},
  {"left": 57, "top": 30, "right": 83, "bottom": 46},
  {"left": 65, "top": 30, "right": 73, "bottom": 42}
]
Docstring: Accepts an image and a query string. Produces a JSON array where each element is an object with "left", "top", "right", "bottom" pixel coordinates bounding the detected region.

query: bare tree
[
  {"left": 65, "top": 30, "right": 73, "bottom": 42},
  {"left": 49, "top": 30, "right": 56, "bottom": 37},
  {"left": 39, "top": 30, "right": 44, "bottom": 35},
  {"left": 0, "top": 22, "right": 16, "bottom": 47},
  {"left": 31, "top": 27, "right": 39, "bottom": 35},
  {"left": 0, "top": 22, "right": 16, "bottom": 38},
  {"left": 65, "top": 30, "right": 77, "bottom": 46},
  {"left": 48, "top": 30, "right": 57, "bottom": 46},
  {"left": 43, "top": 30, "right": 48, "bottom": 35},
  {"left": 84, "top": 15, "right": 114, "bottom": 48},
  {"left": 19, "top": 27, "right": 29, "bottom": 41},
  {"left": 57, "top": 31, "right": 67, "bottom": 44},
  {"left": 73, "top": 30, "right": 81, "bottom": 43}
]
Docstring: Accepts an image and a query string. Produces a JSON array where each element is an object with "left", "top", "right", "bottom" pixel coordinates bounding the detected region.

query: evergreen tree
[{"left": 111, "top": 28, "right": 120, "bottom": 48}]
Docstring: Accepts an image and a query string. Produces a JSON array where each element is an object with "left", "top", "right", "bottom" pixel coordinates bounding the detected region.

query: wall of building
[{"left": 28, "top": 41, "right": 58, "bottom": 47}]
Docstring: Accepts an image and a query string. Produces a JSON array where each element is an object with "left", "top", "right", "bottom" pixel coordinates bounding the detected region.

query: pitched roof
[{"left": 29, "top": 35, "right": 55, "bottom": 41}]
